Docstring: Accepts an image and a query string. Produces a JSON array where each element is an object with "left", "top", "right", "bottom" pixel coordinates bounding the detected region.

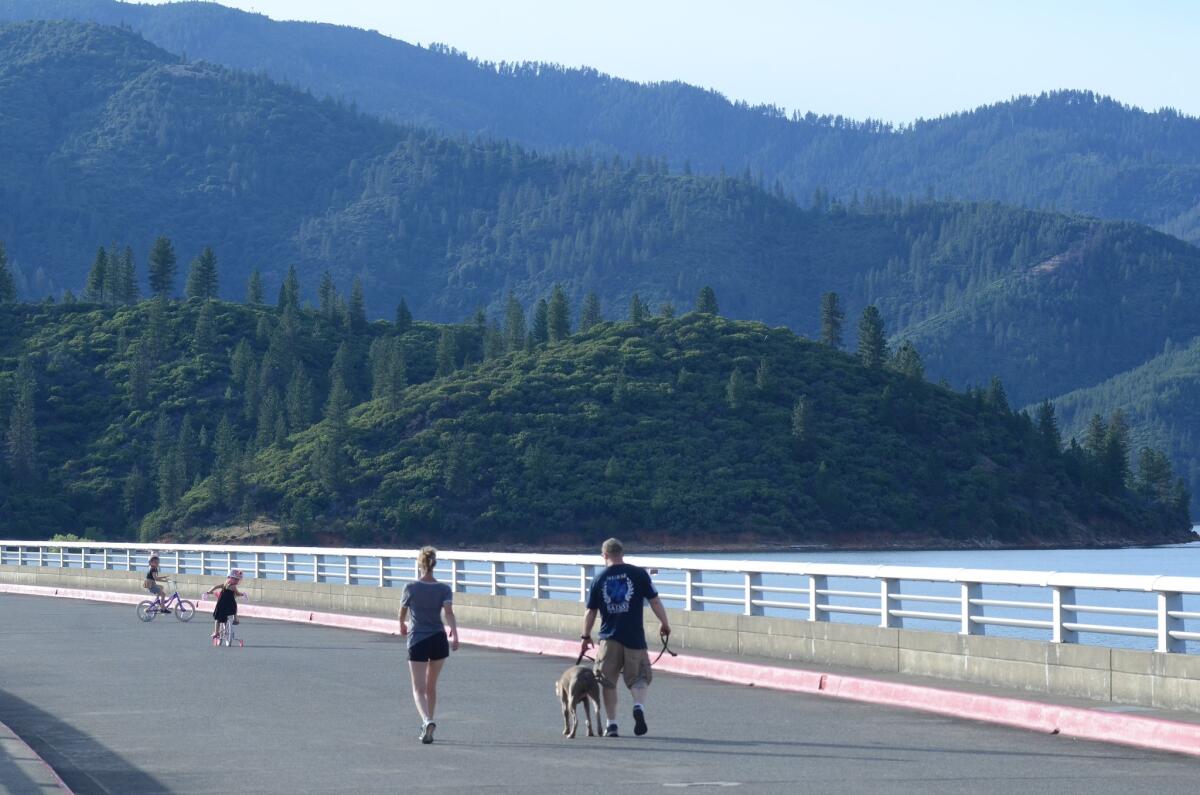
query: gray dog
[{"left": 555, "top": 665, "right": 602, "bottom": 738}]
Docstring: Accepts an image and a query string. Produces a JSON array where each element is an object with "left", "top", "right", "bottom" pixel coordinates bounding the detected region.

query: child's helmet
[{"left": 229, "top": 569, "right": 244, "bottom": 580}]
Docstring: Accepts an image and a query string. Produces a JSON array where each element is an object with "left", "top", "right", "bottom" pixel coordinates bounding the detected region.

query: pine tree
[
  {"left": 985, "top": 377, "right": 1010, "bottom": 413},
  {"left": 0, "top": 242, "right": 16, "bottom": 302},
  {"left": 857, "top": 305, "right": 888, "bottom": 368},
  {"left": 889, "top": 340, "right": 924, "bottom": 380},
  {"left": 242, "top": 354, "right": 261, "bottom": 423},
  {"left": 1135, "top": 448, "right": 1175, "bottom": 502},
  {"left": 122, "top": 464, "right": 150, "bottom": 520},
  {"left": 629, "top": 293, "right": 647, "bottom": 323},
  {"left": 547, "top": 285, "right": 570, "bottom": 342},
  {"left": 176, "top": 414, "right": 197, "bottom": 486},
  {"left": 755, "top": 358, "right": 772, "bottom": 392},
  {"left": 157, "top": 444, "right": 182, "bottom": 509},
  {"left": 256, "top": 388, "right": 282, "bottom": 449},
  {"left": 185, "top": 246, "right": 219, "bottom": 299},
  {"left": 285, "top": 364, "right": 315, "bottom": 431},
  {"left": 6, "top": 357, "right": 37, "bottom": 478},
  {"left": 85, "top": 247, "right": 108, "bottom": 303},
  {"left": 1036, "top": 400, "right": 1061, "bottom": 453},
  {"left": 659, "top": 303, "right": 676, "bottom": 319},
  {"left": 319, "top": 272, "right": 338, "bottom": 319},
  {"left": 695, "top": 285, "right": 719, "bottom": 315},
  {"left": 128, "top": 340, "right": 152, "bottom": 409},
  {"left": 145, "top": 297, "right": 168, "bottom": 361},
  {"left": 503, "top": 293, "right": 526, "bottom": 351},
  {"left": 531, "top": 299, "right": 550, "bottom": 345},
  {"left": 212, "top": 415, "right": 242, "bottom": 509},
  {"left": 110, "top": 246, "right": 137, "bottom": 304},
  {"left": 579, "top": 292, "right": 602, "bottom": 332},
  {"left": 791, "top": 396, "right": 809, "bottom": 441},
  {"left": 1103, "top": 411, "right": 1131, "bottom": 492},
  {"left": 483, "top": 321, "right": 505, "bottom": 360},
  {"left": 1083, "top": 414, "right": 1108, "bottom": 459},
  {"left": 726, "top": 368, "right": 747, "bottom": 410},
  {"left": 147, "top": 237, "right": 177, "bottom": 298},
  {"left": 820, "top": 292, "right": 844, "bottom": 348},
  {"left": 435, "top": 327, "right": 459, "bottom": 376},
  {"left": 395, "top": 298, "right": 414, "bottom": 333},
  {"left": 192, "top": 300, "right": 215, "bottom": 355},
  {"left": 277, "top": 265, "right": 300, "bottom": 311},
  {"left": 348, "top": 278, "right": 367, "bottom": 333},
  {"left": 247, "top": 269, "right": 265, "bottom": 304}
]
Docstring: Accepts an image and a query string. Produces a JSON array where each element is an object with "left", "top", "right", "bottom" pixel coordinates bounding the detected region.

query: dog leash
[
  {"left": 576, "top": 635, "right": 676, "bottom": 666},
  {"left": 651, "top": 635, "right": 677, "bottom": 665}
]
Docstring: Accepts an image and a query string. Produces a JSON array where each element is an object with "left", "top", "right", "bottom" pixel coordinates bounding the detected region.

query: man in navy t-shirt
[{"left": 582, "top": 538, "right": 671, "bottom": 737}]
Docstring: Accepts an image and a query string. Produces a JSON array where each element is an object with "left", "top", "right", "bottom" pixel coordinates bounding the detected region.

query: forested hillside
[
  {"left": 1049, "top": 338, "right": 1200, "bottom": 510},
  {"left": 3, "top": 1, "right": 1199, "bottom": 241},
  {"left": 3, "top": 21, "right": 1200, "bottom": 413},
  {"left": 0, "top": 295, "right": 1189, "bottom": 548}
]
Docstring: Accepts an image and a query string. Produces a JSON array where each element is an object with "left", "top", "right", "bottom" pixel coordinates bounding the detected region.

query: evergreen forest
[
  {"left": 0, "top": 14, "right": 1197, "bottom": 541},
  {"left": 0, "top": 290, "right": 1190, "bottom": 547},
  {"left": 3, "top": 1, "right": 1199, "bottom": 242}
]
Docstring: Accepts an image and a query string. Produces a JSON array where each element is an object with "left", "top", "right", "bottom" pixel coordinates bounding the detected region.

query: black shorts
[{"left": 408, "top": 632, "right": 450, "bottom": 662}]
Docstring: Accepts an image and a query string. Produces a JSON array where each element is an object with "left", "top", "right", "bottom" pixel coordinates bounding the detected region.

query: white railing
[{"left": 3, "top": 540, "right": 1200, "bottom": 653}]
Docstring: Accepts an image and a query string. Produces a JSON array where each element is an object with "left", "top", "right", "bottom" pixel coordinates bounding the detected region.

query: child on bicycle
[
  {"left": 207, "top": 570, "right": 246, "bottom": 640},
  {"left": 144, "top": 555, "right": 171, "bottom": 613}
]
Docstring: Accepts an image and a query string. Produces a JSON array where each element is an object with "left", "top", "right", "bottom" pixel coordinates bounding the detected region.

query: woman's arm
[
  {"left": 443, "top": 603, "right": 458, "bottom": 651},
  {"left": 398, "top": 605, "right": 409, "bottom": 636}
]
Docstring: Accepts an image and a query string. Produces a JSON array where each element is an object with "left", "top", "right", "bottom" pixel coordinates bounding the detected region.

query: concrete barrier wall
[{"left": 4, "top": 564, "right": 1198, "bottom": 712}]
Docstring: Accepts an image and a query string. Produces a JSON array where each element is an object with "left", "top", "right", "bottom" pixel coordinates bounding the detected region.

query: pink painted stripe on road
[{"left": 4, "top": 582, "right": 1199, "bottom": 758}]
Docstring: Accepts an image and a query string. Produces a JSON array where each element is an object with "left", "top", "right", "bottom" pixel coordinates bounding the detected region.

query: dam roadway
[{"left": 1, "top": 594, "right": 1197, "bottom": 794}]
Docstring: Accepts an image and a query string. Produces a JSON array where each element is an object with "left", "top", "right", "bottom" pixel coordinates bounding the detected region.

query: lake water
[{"left": 646, "top": 534, "right": 1200, "bottom": 652}]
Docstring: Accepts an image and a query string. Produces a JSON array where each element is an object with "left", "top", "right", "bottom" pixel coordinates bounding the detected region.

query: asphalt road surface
[{"left": 1, "top": 594, "right": 1197, "bottom": 794}]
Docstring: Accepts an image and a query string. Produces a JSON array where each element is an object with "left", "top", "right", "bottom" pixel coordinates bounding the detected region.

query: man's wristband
[{"left": 580, "top": 634, "right": 592, "bottom": 641}]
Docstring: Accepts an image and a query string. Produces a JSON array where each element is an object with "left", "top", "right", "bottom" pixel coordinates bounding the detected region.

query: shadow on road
[{"left": 0, "top": 688, "right": 169, "bottom": 795}]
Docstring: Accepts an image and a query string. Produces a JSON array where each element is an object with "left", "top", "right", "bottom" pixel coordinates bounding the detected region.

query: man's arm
[
  {"left": 649, "top": 596, "right": 671, "bottom": 638},
  {"left": 398, "top": 605, "right": 409, "bottom": 636},
  {"left": 581, "top": 607, "right": 598, "bottom": 648}
]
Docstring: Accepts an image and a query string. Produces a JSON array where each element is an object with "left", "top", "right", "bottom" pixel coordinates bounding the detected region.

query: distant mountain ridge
[
  {"left": 2, "top": 19, "right": 1200, "bottom": 414},
  {"left": 2, "top": 0, "right": 1199, "bottom": 242}
]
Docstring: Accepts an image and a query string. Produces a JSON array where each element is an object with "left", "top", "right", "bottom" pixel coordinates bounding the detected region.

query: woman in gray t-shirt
[{"left": 399, "top": 546, "right": 459, "bottom": 744}]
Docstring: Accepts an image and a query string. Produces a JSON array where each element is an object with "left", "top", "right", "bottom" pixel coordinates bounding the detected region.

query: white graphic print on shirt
[{"left": 602, "top": 574, "right": 634, "bottom": 614}]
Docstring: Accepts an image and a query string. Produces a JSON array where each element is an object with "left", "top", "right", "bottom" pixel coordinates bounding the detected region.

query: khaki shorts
[{"left": 594, "top": 640, "right": 652, "bottom": 690}]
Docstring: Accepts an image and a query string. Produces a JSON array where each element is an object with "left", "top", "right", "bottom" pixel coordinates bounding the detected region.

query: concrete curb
[
  {"left": 0, "top": 716, "right": 76, "bottom": 794},
  {"left": 5, "top": 583, "right": 1200, "bottom": 758}
]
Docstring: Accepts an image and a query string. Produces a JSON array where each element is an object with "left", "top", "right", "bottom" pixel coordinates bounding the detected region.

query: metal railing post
[
  {"left": 490, "top": 562, "right": 499, "bottom": 597},
  {"left": 808, "top": 575, "right": 828, "bottom": 622},
  {"left": 880, "top": 578, "right": 902, "bottom": 628},
  {"left": 533, "top": 563, "right": 545, "bottom": 601},
  {"left": 684, "top": 569, "right": 698, "bottom": 612},
  {"left": 1158, "top": 591, "right": 1185, "bottom": 653},
  {"left": 1052, "top": 586, "right": 1078, "bottom": 644},
  {"left": 745, "top": 572, "right": 764, "bottom": 616},
  {"left": 960, "top": 582, "right": 982, "bottom": 635},
  {"left": 378, "top": 557, "right": 385, "bottom": 587},
  {"left": 450, "top": 559, "right": 459, "bottom": 593},
  {"left": 579, "top": 565, "right": 588, "bottom": 603},
  {"left": 345, "top": 556, "right": 352, "bottom": 585}
]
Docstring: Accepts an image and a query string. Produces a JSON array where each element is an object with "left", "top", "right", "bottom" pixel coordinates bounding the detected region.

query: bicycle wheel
[
  {"left": 136, "top": 601, "right": 156, "bottom": 622},
  {"left": 174, "top": 600, "right": 196, "bottom": 622}
]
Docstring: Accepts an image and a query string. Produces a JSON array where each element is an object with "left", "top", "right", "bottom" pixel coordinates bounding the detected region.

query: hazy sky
[{"left": 143, "top": 1, "right": 1199, "bottom": 122}]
